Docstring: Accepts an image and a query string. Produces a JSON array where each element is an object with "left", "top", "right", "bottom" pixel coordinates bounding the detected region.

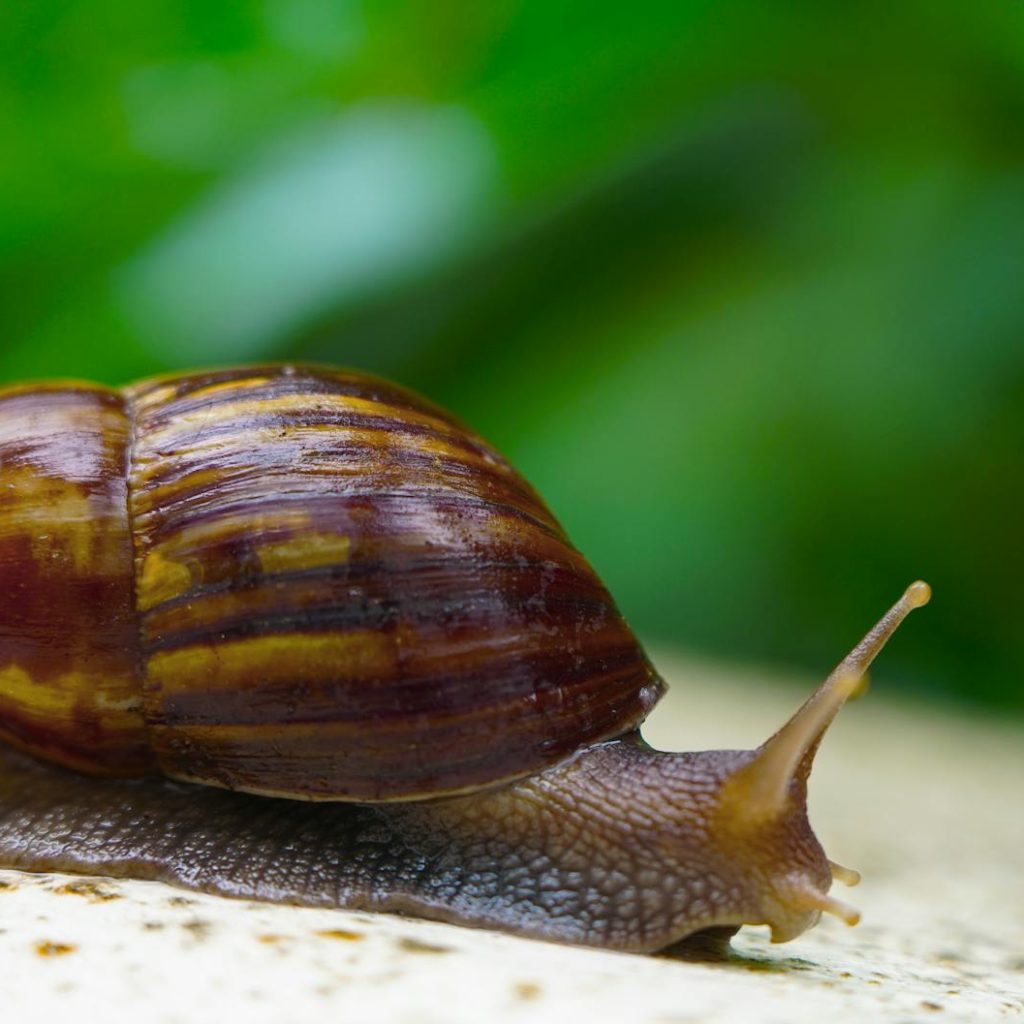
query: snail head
[{"left": 699, "top": 581, "right": 931, "bottom": 941}]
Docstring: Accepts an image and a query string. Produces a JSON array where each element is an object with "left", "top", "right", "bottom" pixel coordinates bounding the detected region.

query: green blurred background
[{"left": 2, "top": 1, "right": 1022, "bottom": 711}]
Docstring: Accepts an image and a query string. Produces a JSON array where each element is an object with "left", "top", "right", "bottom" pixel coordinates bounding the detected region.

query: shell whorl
[
  {"left": 0, "top": 383, "right": 152, "bottom": 774},
  {"left": 0, "top": 366, "right": 664, "bottom": 800}
]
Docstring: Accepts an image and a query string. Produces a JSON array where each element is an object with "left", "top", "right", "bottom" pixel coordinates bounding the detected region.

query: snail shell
[{"left": 0, "top": 365, "right": 662, "bottom": 800}]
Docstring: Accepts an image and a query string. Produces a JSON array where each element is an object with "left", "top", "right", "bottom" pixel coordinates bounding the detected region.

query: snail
[{"left": 0, "top": 364, "right": 929, "bottom": 954}]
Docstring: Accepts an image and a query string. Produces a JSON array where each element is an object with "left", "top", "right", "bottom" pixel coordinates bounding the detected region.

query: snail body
[{"left": 0, "top": 365, "right": 929, "bottom": 953}]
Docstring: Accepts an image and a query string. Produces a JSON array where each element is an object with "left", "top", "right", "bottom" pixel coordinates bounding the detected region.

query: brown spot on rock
[
  {"left": 513, "top": 981, "right": 542, "bottom": 1001},
  {"left": 317, "top": 928, "right": 363, "bottom": 942},
  {"left": 182, "top": 919, "right": 213, "bottom": 940},
  {"left": 397, "top": 936, "right": 451, "bottom": 954},
  {"left": 55, "top": 880, "right": 120, "bottom": 902},
  {"left": 36, "top": 940, "right": 76, "bottom": 957}
]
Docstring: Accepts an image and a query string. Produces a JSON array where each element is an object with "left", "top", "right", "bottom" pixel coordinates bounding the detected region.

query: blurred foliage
[{"left": 2, "top": 0, "right": 1023, "bottom": 710}]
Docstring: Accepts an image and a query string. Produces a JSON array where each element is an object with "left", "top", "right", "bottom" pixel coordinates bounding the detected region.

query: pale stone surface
[{"left": 0, "top": 652, "right": 1021, "bottom": 1024}]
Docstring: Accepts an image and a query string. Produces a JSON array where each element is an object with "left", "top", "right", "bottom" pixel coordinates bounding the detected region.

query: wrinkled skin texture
[{"left": 0, "top": 735, "right": 832, "bottom": 953}]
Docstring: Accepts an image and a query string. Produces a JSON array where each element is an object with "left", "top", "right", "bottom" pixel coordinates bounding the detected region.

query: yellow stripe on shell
[
  {"left": 256, "top": 533, "right": 351, "bottom": 574},
  {"left": 135, "top": 510, "right": 352, "bottom": 612},
  {"left": 145, "top": 631, "right": 399, "bottom": 696},
  {"left": 137, "top": 551, "right": 195, "bottom": 612},
  {"left": 132, "top": 423, "right": 512, "bottom": 488},
  {"left": 0, "top": 664, "right": 146, "bottom": 773},
  {"left": 134, "top": 393, "right": 471, "bottom": 451}
]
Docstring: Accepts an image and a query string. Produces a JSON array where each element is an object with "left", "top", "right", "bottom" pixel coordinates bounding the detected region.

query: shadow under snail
[{"left": 0, "top": 364, "right": 930, "bottom": 954}]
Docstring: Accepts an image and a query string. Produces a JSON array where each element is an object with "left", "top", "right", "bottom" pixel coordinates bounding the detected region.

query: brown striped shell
[{"left": 0, "top": 366, "right": 664, "bottom": 801}]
